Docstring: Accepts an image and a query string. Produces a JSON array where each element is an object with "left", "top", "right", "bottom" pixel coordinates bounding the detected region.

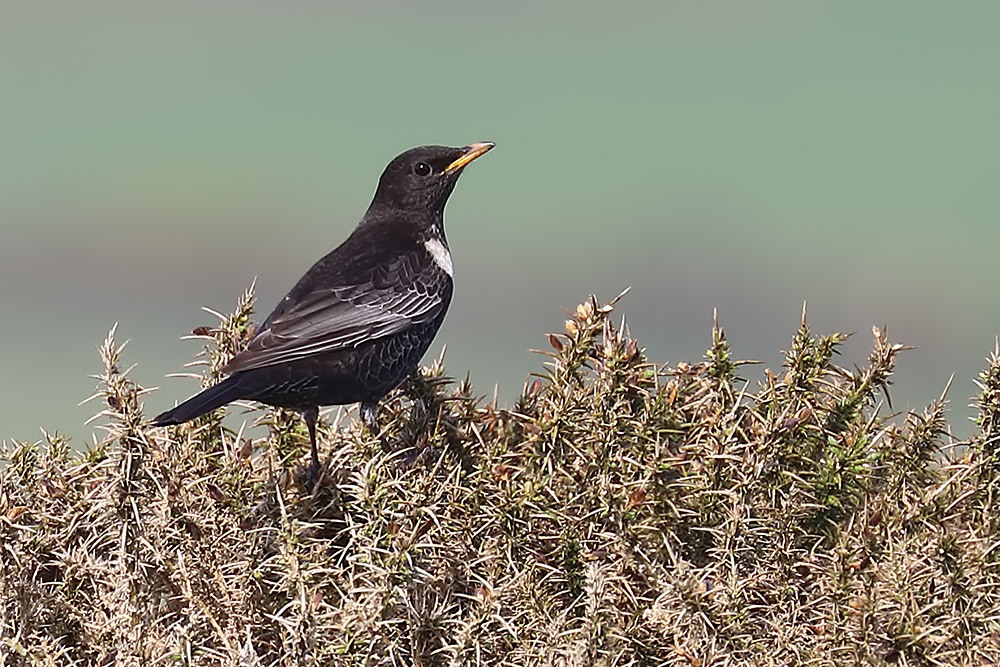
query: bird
[{"left": 152, "top": 142, "right": 494, "bottom": 481}]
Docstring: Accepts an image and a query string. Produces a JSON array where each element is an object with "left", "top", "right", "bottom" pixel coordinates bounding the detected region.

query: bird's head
[{"left": 369, "top": 142, "right": 494, "bottom": 215}]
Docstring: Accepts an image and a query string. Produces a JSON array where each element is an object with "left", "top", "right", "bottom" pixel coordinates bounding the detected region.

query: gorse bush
[{"left": 2, "top": 288, "right": 1000, "bottom": 666}]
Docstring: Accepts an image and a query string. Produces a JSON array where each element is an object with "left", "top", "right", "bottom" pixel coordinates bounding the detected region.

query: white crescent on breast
[{"left": 423, "top": 237, "right": 454, "bottom": 277}]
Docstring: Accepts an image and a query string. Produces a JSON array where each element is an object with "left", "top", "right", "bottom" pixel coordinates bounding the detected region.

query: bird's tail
[{"left": 152, "top": 376, "right": 245, "bottom": 426}]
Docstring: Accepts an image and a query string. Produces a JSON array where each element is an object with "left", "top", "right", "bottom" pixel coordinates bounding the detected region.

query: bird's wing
[{"left": 222, "top": 251, "right": 447, "bottom": 374}]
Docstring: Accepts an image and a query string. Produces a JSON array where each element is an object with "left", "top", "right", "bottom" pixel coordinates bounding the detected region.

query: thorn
[
  {"left": 609, "top": 286, "right": 632, "bottom": 305},
  {"left": 881, "top": 385, "right": 893, "bottom": 411},
  {"left": 201, "top": 306, "right": 228, "bottom": 321},
  {"left": 940, "top": 374, "right": 955, "bottom": 403}
]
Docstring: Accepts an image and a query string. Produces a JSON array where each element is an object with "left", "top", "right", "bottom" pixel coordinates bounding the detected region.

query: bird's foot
[
  {"left": 298, "top": 458, "right": 326, "bottom": 494},
  {"left": 397, "top": 447, "right": 422, "bottom": 468},
  {"left": 377, "top": 432, "right": 392, "bottom": 452}
]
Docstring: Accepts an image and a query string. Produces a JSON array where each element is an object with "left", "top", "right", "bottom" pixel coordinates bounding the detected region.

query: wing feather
[{"left": 223, "top": 249, "right": 448, "bottom": 374}]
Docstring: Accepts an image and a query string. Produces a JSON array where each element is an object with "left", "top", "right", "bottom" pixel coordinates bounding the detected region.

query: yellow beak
[{"left": 444, "top": 141, "right": 495, "bottom": 174}]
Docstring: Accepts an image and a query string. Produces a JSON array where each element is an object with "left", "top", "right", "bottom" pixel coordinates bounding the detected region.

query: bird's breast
[{"left": 423, "top": 237, "right": 454, "bottom": 278}]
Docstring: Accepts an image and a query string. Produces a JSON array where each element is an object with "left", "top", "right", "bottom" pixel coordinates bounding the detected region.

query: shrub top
[{"left": 3, "top": 288, "right": 1000, "bottom": 665}]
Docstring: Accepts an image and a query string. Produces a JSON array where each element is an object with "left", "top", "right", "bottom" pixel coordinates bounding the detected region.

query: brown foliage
[{"left": 3, "top": 290, "right": 1000, "bottom": 665}]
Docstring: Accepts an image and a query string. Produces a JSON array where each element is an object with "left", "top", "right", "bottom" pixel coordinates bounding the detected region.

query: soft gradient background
[{"left": 2, "top": 1, "right": 998, "bottom": 444}]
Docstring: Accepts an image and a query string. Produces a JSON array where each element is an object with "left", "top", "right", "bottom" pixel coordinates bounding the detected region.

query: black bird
[{"left": 153, "top": 142, "right": 494, "bottom": 479}]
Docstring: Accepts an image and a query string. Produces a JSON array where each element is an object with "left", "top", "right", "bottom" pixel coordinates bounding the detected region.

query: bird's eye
[{"left": 413, "top": 162, "right": 432, "bottom": 177}]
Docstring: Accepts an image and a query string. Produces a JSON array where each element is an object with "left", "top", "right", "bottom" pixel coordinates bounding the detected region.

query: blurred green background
[{"left": 2, "top": 1, "right": 998, "bottom": 444}]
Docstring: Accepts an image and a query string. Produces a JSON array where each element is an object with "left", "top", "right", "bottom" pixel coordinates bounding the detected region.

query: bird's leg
[
  {"left": 302, "top": 406, "right": 321, "bottom": 484},
  {"left": 360, "top": 400, "right": 390, "bottom": 450},
  {"left": 360, "top": 400, "right": 379, "bottom": 435}
]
